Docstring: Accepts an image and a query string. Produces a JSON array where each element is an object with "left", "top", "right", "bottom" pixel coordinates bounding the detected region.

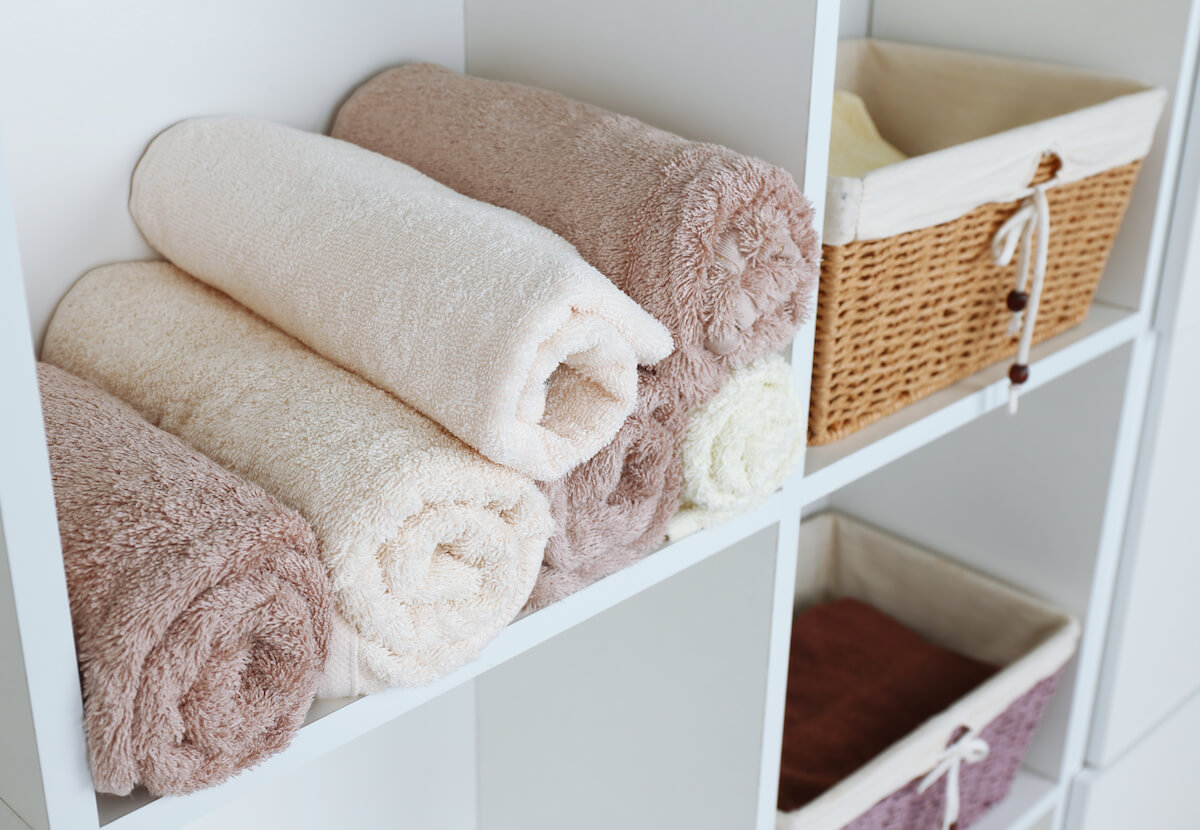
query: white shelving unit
[{"left": 1, "top": 1, "right": 1197, "bottom": 829}]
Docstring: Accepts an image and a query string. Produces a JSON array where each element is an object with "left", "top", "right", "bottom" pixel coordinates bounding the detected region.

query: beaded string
[{"left": 991, "top": 182, "right": 1052, "bottom": 414}]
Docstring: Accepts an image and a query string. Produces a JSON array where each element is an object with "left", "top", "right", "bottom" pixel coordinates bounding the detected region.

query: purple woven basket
[{"left": 843, "top": 674, "right": 1062, "bottom": 830}]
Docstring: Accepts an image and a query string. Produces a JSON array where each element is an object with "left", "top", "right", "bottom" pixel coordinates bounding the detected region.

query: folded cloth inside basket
[
  {"left": 528, "top": 370, "right": 686, "bottom": 610},
  {"left": 129, "top": 117, "right": 672, "bottom": 481},
  {"left": 38, "top": 362, "right": 331, "bottom": 796},
  {"left": 43, "top": 262, "right": 554, "bottom": 697},
  {"left": 667, "top": 353, "right": 804, "bottom": 540},
  {"left": 829, "top": 90, "right": 909, "bottom": 177},
  {"left": 332, "top": 63, "right": 819, "bottom": 405},
  {"left": 779, "top": 598, "right": 997, "bottom": 812}
]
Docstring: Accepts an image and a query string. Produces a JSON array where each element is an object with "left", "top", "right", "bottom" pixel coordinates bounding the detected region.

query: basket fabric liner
[
  {"left": 778, "top": 514, "right": 1080, "bottom": 830},
  {"left": 825, "top": 39, "right": 1165, "bottom": 245}
]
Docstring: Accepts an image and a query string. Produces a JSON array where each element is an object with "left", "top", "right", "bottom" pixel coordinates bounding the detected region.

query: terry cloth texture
[
  {"left": 778, "top": 598, "right": 998, "bottom": 812},
  {"left": 667, "top": 353, "right": 805, "bottom": 540},
  {"left": 828, "top": 90, "right": 908, "bottom": 178},
  {"left": 129, "top": 117, "right": 672, "bottom": 481},
  {"left": 43, "top": 262, "right": 554, "bottom": 697},
  {"left": 37, "top": 362, "right": 331, "bottom": 796},
  {"left": 527, "top": 371, "right": 686, "bottom": 610},
  {"left": 332, "top": 62, "right": 820, "bottom": 405}
]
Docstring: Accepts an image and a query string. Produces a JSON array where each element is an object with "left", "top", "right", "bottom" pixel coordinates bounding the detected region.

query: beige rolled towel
[
  {"left": 667, "top": 354, "right": 805, "bottom": 540},
  {"left": 44, "top": 261, "right": 555, "bottom": 697},
  {"left": 129, "top": 117, "right": 672, "bottom": 481}
]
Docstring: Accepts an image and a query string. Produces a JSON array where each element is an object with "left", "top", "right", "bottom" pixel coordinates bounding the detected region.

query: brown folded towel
[
  {"left": 38, "top": 363, "right": 332, "bottom": 796},
  {"left": 779, "top": 598, "right": 997, "bottom": 812},
  {"left": 333, "top": 62, "right": 820, "bottom": 405},
  {"left": 528, "top": 371, "right": 685, "bottom": 609}
]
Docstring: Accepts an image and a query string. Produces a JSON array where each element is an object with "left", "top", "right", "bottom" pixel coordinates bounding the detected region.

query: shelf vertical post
[{"left": 0, "top": 147, "right": 98, "bottom": 830}]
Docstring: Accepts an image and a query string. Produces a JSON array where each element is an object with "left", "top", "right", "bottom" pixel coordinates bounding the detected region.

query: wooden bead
[
  {"left": 1009, "top": 363, "right": 1030, "bottom": 385},
  {"left": 1007, "top": 290, "right": 1029, "bottom": 312}
]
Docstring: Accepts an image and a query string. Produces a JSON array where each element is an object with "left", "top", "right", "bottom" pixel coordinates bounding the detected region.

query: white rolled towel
[
  {"left": 129, "top": 117, "right": 673, "bottom": 481},
  {"left": 667, "top": 354, "right": 805, "bottom": 540},
  {"left": 44, "top": 262, "right": 555, "bottom": 697}
]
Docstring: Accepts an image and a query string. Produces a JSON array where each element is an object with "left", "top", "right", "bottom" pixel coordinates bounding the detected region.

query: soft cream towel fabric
[
  {"left": 828, "top": 90, "right": 908, "bottom": 178},
  {"left": 129, "top": 117, "right": 672, "bottom": 481},
  {"left": 43, "top": 262, "right": 555, "bottom": 697},
  {"left": 667, "top": 354, "right": 805, "bottom": 540}
]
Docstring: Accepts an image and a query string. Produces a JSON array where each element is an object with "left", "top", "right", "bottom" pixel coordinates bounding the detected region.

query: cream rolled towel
[
  {"left": 667, "top": 354, "right": 805, "bottom": 540},
  {"left": 43, "top": 261, "right": 555, "bottom": 697},
  {"left": 828, "top": 90, "right": 908, "bottom": 178},
  {"left": 129, "top": 117, "right": 673, "bottom": 481}
]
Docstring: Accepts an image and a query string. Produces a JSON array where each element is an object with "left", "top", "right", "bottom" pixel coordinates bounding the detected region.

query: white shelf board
[
  {"left": 95, "top": 492, "right": 786, "bottom": 830},
  {"left": 972, "top": 768, "right": 1061, "bottom": 830},
  {"left": 800, "top": 303, "right": 1143, "bottom": 504}
]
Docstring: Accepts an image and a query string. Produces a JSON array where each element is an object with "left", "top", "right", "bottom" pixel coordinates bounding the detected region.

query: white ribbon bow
[
  {"left": 991, "top": 183, "right": 1051, "bottom": 414},
  {"left": 917, "top": 730, "right": 991, "bottom": 830}
]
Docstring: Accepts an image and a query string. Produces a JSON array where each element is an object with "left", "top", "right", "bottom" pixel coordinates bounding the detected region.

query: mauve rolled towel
[
  {"left": 528, "top": 371, "right": 685, "bottom": 609},
  {"left": 779, "top": 599, "right": 997, "bottom": 812},
  {"left": 333, "top": 63, "right": 820, "bottom": 404},
  {"left": 37, "top": 363, "right": 331, "bottom": 797}
]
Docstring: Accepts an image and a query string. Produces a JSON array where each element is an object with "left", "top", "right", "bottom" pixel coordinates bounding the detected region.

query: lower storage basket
[
  {"left": 809, "top": 39, "right": 1165, "bottom": 444},
  {"left": 778, "top": 513, "right": 1080, "bottom": 830}
]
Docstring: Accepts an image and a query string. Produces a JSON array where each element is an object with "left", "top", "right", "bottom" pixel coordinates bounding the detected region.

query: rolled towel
[
  {"left": 37, "top": 362, "right": 331, "bottom": 796},
  {"left": 43, "top": 262, "right": 555, "bottom": 697},
  {"left": 668, "top": 354, "right": 805, "bottom": 540},
  {"left": 779, "top": 599, "right": 996, "bottom": 812},
  {"left": 528, "top": 371, "right": 686, "bottom": 610},
  {"left": 828, "top": 90, "right": 909, "bottom": 178},
  {"left": 332, "top": 63, "right": 820, "bottom": 404},
  {"left": 129, "top": 117, "right": 672, "bottom": 481}
]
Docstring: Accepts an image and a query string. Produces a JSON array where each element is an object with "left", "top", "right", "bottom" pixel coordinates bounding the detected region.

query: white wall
[
  {"left": 182, "top": 684, "right": 478, "bottom": 830},
  {"left": 475, "top": 528, "right": 779, "bottom": 830},
  {"left": 0, "top": 0, "right": 465, "bottom": 344}
]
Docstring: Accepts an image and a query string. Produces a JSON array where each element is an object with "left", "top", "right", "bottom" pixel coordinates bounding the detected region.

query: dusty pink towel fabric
[
  {"left": 528, "top": 371, "right": 685, "bottom": 609},
  {"left": 38, "top": 363, "right": 332, "bottom": 797},
  {"left": 333, "top": 62, "right": 820, "bottom": 404}
]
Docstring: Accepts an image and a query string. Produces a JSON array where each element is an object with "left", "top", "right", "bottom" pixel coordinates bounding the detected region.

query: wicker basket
[
  {"left": 810, "top": 40, "right": 1165, "bottom": 444},
  {"left": 778, "top": 513, "right": 1080, "bottom": 830}
]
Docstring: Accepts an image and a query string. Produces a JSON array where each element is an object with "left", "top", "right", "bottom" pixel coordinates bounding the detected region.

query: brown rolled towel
[
  {"left": 528, "top": 371, "right": 686, "bottom": 610},
  {"left": 779, "top": 598, "right": 997, "bottom": 812},
  {"left": 38, "top": 363, "right": 332, "bottom": 797},
  {"left": 333, "top": 62, "right": 820, "bottom": 404}
]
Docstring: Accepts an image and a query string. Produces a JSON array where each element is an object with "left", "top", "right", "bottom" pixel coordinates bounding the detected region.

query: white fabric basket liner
[
  {"left": 777, "top": 513, "right": 1081, "bottom": 830},
  {"left": 825, "top": 39, "right": 1166, "bottom": 245}
]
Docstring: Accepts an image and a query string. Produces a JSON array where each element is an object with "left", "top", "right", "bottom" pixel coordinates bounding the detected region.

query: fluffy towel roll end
[
  {"left": 39, "top": 363, "right": 331, "bottom": 796},
  {"left": 527, "top": 371, "right": 686, "bottom": 610},
  {"left": 668, "top": 353, "right": 805, "bottom": 540}
]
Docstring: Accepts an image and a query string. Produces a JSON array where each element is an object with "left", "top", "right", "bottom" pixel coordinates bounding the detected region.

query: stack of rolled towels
[{"left": 40, "top": 64, "right": 818, "bottom": 796}]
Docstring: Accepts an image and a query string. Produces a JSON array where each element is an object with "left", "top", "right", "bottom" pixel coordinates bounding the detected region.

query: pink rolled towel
[
  {"left": 529, "top": 371, "right": 686, "bottom": 610},
  {"left": 38, "top": 363, "right": 332, "bottom": 796},
  {"left": 333, "top": 63, "right": 820, "bottom": 404}
]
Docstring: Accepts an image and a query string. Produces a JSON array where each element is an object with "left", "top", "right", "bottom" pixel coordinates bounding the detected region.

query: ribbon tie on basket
[
  {"left": 991, "top": 183, "right": 1051, "bottom": 414},
  {"left": 917, "top": 730, "right": 991, "bottom": 830}
]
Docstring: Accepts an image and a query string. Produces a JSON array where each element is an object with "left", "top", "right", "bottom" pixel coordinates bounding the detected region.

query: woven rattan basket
[{"left": 810, "top": 40, "right": 1165, "bottom": 445}]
